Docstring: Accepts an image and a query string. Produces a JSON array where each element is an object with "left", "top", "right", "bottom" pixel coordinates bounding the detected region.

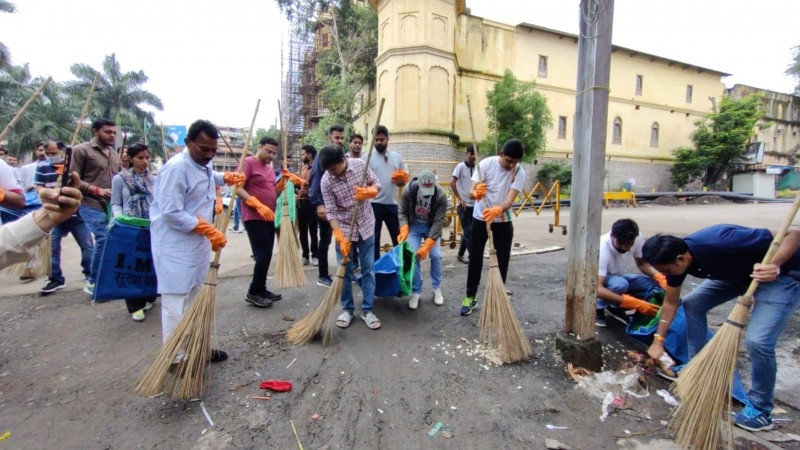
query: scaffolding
[{"left": 281, "top": 12, "right": 320, "bottom": 171}]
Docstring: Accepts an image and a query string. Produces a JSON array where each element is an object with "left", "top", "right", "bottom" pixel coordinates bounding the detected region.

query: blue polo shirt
[
  {"left": 667, "top": 224, "right": 800, "bottom": 287},
  {"left": 33, "top": 160, "right": 59, "bottom": 188}
]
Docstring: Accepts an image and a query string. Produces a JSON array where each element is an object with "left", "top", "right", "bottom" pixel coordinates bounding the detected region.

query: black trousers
[
  {"left": 317, "top": 216, "right": 332, "bottom": 279},
  {"left": 371, "top": 203, "right": 400, "bottom": 260},
  {"left": 457, "top": 206, "right": 474, "bottom": 258},
  {"left": 466, "top": 219, "right": 513, "bottom": 298},
  {"left": 125, "top": 296, "right": 157, "bottom": 313},
  {"left": 297, "top": 199, "right": 318, "bottom": 259},
  {"left": 244, "top": 219, "right": 276, "bottom": 295}
]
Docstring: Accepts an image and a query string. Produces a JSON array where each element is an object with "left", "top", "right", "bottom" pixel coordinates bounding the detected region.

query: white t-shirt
[
  {"left": 598, "top": 231, "right": 645, "bottom": 277},
  {"left": 367, "top": 149, "right": 407, "bottom": 205},
  {"left": 19, "top": 162, "right": 39, "bottom": 190},
  {"left": 451, "top": 161, "right": 475, "bottom": 207},
  {"left": 0, "top": 159, "right": 23, "bottom": 194},
  {"left": 471, "top": 156, "right": 525, "bottom": 223}
]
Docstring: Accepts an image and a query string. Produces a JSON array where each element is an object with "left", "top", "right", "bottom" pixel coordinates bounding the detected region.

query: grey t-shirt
[
  {"left": 451, "top": 161, "right": 475, "bottom": 207},
  {"left": 367, "top": 148, "right": 407, "bottom": 205}
]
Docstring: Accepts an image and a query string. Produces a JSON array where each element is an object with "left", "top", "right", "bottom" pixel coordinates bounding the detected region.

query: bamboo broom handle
[
  {"left": 160, "top": 122, "right": 169, "bottom": 160},
  {"left": 344, "top": 98, "right": 385, "bottom": 243},
  {"left": 276, "top": 100, "right": 291, "bottom": 210},
  {"left": 739, "top": 191, "right": 800, "bottom": 305},
  {"left": 0, "top": 77, "right": 52, "bottom": 143},
  {"left": 213, "top": 98, "right": 261, "bottom": 264},
  {"left": 70, "top": 73, "right": 99, "bottom": 146},
  {"left": 217, "top": 132, "right": 243, "bottom": 169},
  {"left": 466, "top": 95, "right": 497, "bottom": 252}
]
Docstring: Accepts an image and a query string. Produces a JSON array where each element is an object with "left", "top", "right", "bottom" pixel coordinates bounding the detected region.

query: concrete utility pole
[{"left": 556, "top": 0, "right": 615, "bottom": 371}]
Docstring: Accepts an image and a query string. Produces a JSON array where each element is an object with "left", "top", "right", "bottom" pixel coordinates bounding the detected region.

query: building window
[
  {"left": 558, "top": 116, "right": 567, "bottom": 139},
  {"left": 635, "top": 75, "right": 643, "bottom": 96},
  {"left": 321, "top": 32, "right": 329, "bottom": 48},
  {"left": 612, "top": 117, "right": 622, "bottom": 144},
  {"left": 650, "top": 122, "right": 660, "bottom": 148},
  {"left": 686, "top": 85, "right": 693, "bottom": 103},
  {"left": 538, "top": 55, "right": 548, "bottom": 78}
]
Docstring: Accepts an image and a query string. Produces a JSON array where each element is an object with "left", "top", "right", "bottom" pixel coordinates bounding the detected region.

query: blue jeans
[
  {"left": 232, "top": 197, "right": 242, "bottom": 230},
  {"left": 407, "top": 222, "right": 442, "bottom": 293},
  {"left": 335, "top": 234, "right": 375, "bottom": 313},
  {"left": 79, "top": 206, "right": 109, "bottom": 284},
  {"left": 682, "top": 276, "right": 800, "bottom": 414},
  {"left": 50, "top": 215, "right": 94, "bottom": 284},
  {"left": 596, "top": 273, "right": 658, "bottom": 309}
]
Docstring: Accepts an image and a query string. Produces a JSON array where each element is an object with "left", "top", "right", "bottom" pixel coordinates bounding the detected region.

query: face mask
[{"left": 46, "top": 156, "right": 64, "bottom": 164}]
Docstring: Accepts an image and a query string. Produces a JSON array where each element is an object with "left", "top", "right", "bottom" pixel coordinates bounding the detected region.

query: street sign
[{"left": 164, "top": 125, "right": 187, "bottom": 148}]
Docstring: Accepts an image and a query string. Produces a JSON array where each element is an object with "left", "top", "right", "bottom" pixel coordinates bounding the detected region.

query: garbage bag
[
  {"left": 372, "top": 241, "right": 416, "bottom": 297},
  {"left": 93, "top": 216, "right": 157, "bottom": 302}
]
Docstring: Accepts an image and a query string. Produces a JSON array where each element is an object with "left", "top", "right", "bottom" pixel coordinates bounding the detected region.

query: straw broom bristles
[
  {"left": 466, "top": 95, "right": 531, "bottom": 364},
  {"left": 135, "top": 100, "right": 261, "bottom": 399},
  {"left": 669, "top": 191, "right": 800, "bottom": 450},
  {"left": 286, "top": 98, "right": 386, "bottom": 346},
  {"left": 274, "top": 201, "right": 307, "bottom": 288}
]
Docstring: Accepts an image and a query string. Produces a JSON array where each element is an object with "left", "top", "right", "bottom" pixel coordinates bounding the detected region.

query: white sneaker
[
  {"left": 433, "top": 288, "right": 444, "bottom": 306},
  {"left": 408, "top": 293, "right": 421, "bottom": 310},
  {"left": 311, "top": 257, "right": 319, "bottom": 266}
]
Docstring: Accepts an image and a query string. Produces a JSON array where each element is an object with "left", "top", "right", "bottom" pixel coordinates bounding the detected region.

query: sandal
[
  {"left": 360, "top": 311, "right": 381, "bottom": 330},
  {"left": 336, "top": 311, "right": 353, "bottom": 328}
]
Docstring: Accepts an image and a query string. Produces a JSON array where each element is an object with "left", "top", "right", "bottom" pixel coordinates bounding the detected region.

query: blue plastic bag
[
  {"left": 371, "top": 242, "right": 415, "bottom": 297},
  {"left": 93, "top": 216, "right": 157, "bottom": 302}
]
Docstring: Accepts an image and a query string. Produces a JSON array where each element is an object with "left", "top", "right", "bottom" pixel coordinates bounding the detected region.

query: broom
[
  {"left": 669, "top": 191, "right": 800, "bottom": 450},
  {"left": 466, "top": 95, "right": 532, "bottom": 364},
  {"left": 273, "top": 100, "right": 306, "bottom": 288},
  {"left": 134, "top": 99, "right": 261, "bottom": 399},
  {"left": 286, "top": 98, "right": 386, "bottom": 346}
]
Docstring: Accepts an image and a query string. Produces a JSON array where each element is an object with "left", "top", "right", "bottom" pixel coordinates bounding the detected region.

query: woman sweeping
[{"left": 110, "top": 143, "right": 157, "bottom": 322}]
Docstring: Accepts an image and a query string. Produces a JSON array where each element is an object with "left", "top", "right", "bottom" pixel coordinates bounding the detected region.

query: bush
[{"left": 536, "top": 161, "right": 572, "bottom": 188}]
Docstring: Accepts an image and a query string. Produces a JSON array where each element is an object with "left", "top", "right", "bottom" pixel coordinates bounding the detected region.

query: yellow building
[{"left": 357, "top": 0, "right": 730, "bottom": 191}]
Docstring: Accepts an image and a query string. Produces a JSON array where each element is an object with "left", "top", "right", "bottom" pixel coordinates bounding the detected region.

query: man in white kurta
[{"left": 150, "top": 120, "right": 244, "bottom": 363}]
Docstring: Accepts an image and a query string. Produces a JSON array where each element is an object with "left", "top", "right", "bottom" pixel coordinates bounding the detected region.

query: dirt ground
[{"left": 1, "top": 202, "right": 799, "bottom": 449}]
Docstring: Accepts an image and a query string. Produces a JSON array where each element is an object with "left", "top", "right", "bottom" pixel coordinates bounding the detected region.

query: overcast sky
[{"left": 2, "top": 0, "right": 797, "bottom": 131}]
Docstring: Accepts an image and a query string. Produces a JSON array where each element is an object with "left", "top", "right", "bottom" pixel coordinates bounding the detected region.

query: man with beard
[
  {"left": 347, "top": 133, "right": 363, "bottom": 159},
  {"left": 72, "top": 118, "right": 122, "bottom": 296},
  {"left": 367, "top": 125, "right": 409, "bottom": 260},
  {"left": 309, "top": 124, "right": 345, "bottom": 287},
  {"left": 450, "top": 145, "right": 476, "bottom": 264},
  {"left": 150, "top": 119, "right": 244, "bottom": 362},
  {"left": 297, "top": 144, "right": 318, "bottom": 266}
]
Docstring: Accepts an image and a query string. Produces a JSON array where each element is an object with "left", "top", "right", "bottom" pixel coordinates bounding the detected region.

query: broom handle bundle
[
  {"left": 277, "top": 100, "right": 290, "bottom": 209},
  {"left": 0, "top": 77, "right": 52, "bottom": 143},
  {"left": 739, "top": 191, "right": 800, "bottom": 305},
  {"left": 70, "top": 73, "right": 99, "bottom": 146},
  {"left": 212, "top": 98, "right": 261, "bottom": 265},
  {"left": 466, "top": 95, "right": 498, "bottom": 253},
  {"left": 342, "top": 98, "right": 386, "bottom": 245}
]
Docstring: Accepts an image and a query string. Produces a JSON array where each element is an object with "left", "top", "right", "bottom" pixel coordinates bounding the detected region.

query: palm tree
[
  {"left": 68, "top": 53, "right": 163, "bottom": 126},
  {"left": 0, "top": 1, "right": 16, "bottom": 69}
]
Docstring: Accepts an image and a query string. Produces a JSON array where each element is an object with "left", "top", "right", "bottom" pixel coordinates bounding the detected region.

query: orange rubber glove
[
  {"left": 215, "top": 196, "right": 223, "bottom": 215},
  {"left": 333, "top": 228, "right": 350, "bottom": 258},
  {"left": 472, "top": 183, "right": 487, "bottom": 200},
  {"left": 223, "top": 172, "right": 245, "bottom": 186},
  {"left": 416, "top": 238, "right": 436, "bottom": 260},
  {"left": 653, "top": 273, "right": 668, "bottom": 289},
  {"left": 397, "top": 224, "right": 410, "bottom": 243},
  {"left": 245, "top": 196, "right": 275, "bottom": 221},
  {"left": 620, "top": 294, "right": 660, "bottom": 317},
  {"left": 482, "top": 205, "right": 503, "bottom": 222},
  {"left": 0, "top": 188, "right": 4, "bottom": 203},
  {"left": 193, "top": 217, "right": 227, "bottom": 251},
  {"left": 354, "top": 185, "right": 379, "bottom": 201},
  {"left": 390, "top": 170, "right": 410, "bottom": 186},
  {"left": 281, "top": 169, "right": 307, "bottom": 187}
]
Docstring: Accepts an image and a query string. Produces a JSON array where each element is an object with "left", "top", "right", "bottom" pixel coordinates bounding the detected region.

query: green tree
[
  {"left": 670, "top": 94, "right": 762, "bottom": 188},
  {"left": 535, "top": 161, "right": 572, "bottom": 188},
  {"left": 787, "top": 44, "right": 800, "bottom": 96},
  {"left": 484, "top": 69, "right": 552, "bottom": 162},
  {"left": 68, "top": 53, "right": 163, "bottom": 126},
  {"left": 251, "top": 125, "right": 280, "bottom": 149},
  {"left": 0, "top": 1, "right": 16, "bottom": 69}
]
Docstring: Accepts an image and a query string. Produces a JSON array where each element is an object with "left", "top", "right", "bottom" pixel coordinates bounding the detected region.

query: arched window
[
  {"left": 650, "top": 122, "right": 660, "bottom": 148},
  {"left": 612, "top": 117, "right": 622, "bottom": 145}
]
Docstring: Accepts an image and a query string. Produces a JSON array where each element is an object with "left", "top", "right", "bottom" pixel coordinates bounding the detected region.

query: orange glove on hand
[
  {"left": 333, "top": 228, "right": 350, "bottom": 259},
  {"left": 245, "top": 196, "right": 275, "bottom": 221},
  {"left": 653, "top": 273, "right": 668, "bottom": 289},
  {"left": 215, "top": 196, "right": 223, "bottom": 215},
  {"left": 281, "top": 169, "right": 307, "bottom": 187},
  {"left": 193, "top": 217, "right": 227, "bottom": 251},
  {"left": 0, "top": 188, "right": 4, "bottom": 202},
  {"left": 482, "top": 205, "right": 503, "bottom": 222},
  {"left": 223, "top": 172, "right": 245, "bottom": 186},
  {"left": 354, "top": 185, "right": 379, "bottom": 201},
  {"left": 472, "top": 183, "right": 487, "bottom": 200},
  {"left": 416, "top": 238, "right": 437, "bottom": 260},
  {"left": 390, "top": 170, "right": 410, "bottom": 186},
  {"left": 397, "top": 224, "right": 410, "bottom": 243},
  {"left": 620, "top": 294, "right": 660, "bottom": 317}
]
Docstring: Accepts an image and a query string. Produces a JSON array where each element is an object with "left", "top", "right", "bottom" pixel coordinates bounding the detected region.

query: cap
[{"left": 418, "top": 170, "right": 436, "bottom": 196}]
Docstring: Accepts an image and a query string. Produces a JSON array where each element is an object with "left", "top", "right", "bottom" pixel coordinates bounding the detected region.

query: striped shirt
[{"left": 321, "top": 158, "right": 380, "bottom": 241}]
